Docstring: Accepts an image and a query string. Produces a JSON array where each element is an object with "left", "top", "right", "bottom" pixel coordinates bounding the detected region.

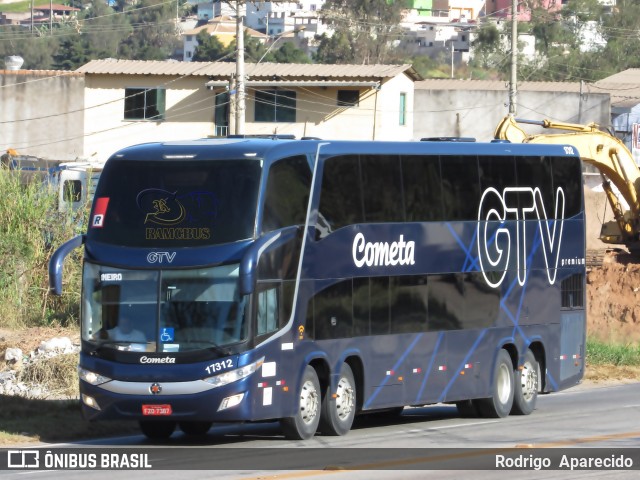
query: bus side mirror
[
  {"left": 49, "top": 234, "right": 85, "bottom": 295},
  {"left": 238, "top": 227, "right": 299, "bottom": 296}
]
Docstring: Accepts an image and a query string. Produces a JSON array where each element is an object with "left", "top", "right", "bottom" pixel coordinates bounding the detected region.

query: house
[
  {"left": 75, "top": 59, "right": 420, "bottom": 161},
  {"left": 595, "top": 69, "right": 640, "bottom": 164},
  {"left": 183, "top": 16, "right": 267, "bottom": 61}
]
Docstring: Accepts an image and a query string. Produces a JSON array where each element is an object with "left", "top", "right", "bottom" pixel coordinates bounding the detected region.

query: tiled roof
[
  {"left": 594, "top": 69, "right": 640, "bottom": 109},
  {"left": 76, "top": 59, "right": 421, "bottom": 81}
]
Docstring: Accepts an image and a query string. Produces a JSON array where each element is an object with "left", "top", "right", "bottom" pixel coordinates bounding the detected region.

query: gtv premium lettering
[{"left": 477, "top": 186, "right": 565, "bottom": 288}]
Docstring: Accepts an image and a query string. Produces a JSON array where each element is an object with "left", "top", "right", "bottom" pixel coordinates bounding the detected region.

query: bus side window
[
  {"left": 262, "top": 155, "right": 311, "bottom": 234},
  {"left": 316, "top": 155, "right": 362, "bottom": 237}
]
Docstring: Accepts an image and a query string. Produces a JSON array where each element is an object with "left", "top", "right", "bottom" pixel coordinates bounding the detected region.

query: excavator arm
[{"left": 495, "top": 115, "right": 640, "bottom": 246}]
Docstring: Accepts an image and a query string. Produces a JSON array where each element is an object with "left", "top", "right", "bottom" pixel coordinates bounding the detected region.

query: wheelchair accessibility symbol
[{"left": 160, "top": 328, "right": 174, "bottom": 342}]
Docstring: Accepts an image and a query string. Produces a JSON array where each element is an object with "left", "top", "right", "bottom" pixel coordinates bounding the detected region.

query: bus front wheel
[
  {"left": 281, "top": 365, "right": 321, "bottom": 440},
  {"left": 511, "top": 349, "right": 538, "bottom": 415},
  {"left": 477, "top": 349, "right": 514, "bottom": 418},
  {"left": 319, "top": 363, "right": 356, "bottom": 436},
  {"left": 139, "top": 420, "right": 176, "bottom": 440},
  {"left": 179, "top": 421, "right": 213, "bottom": 436}
]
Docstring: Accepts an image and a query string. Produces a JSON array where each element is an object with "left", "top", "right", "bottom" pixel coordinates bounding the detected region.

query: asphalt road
[{"left": 2, "top": 382, "right": 639, "bottom": 479}]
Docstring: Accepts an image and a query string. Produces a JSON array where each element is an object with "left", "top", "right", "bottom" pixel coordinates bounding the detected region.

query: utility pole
[
  {"left": 235, "top": 0, "right": 246, "bottom": 135},
  {"left": 450, "top": 42, "right": 454, "bottom": 79},
  {"left": 508, "top": 0, "right": 518, "bottom": 115}
]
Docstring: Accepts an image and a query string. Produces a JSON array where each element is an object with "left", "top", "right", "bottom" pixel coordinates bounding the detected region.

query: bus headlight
[
  {"left": 78, "top": 366, "right": 112, "bottom": 386},
  {"left": 203, "top": 357, "right": 264, "bottom": 388}
]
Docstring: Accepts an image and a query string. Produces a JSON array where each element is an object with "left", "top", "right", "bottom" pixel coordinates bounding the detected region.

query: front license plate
[{"left": 142, "top": 404, "right": 172, "bottom": 416}]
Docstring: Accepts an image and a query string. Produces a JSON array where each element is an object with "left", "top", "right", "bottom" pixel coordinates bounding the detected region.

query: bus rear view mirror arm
[
  {"left": 49, "top": 234, "right": 85, "bottom": 296},
  {"left": 238, "top": 227, "right": 300, "bottom": 296}
]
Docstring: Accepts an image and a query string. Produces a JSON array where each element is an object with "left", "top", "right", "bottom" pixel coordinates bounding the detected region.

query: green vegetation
[
  {"left": 0, "top": 0, "right": 50, "bottom": 14},
  {"left": 586, "top": 338, "right": 640, "bottom": 366},
  {"left": 0, "top": 167, "right": 84, "bottom": 330}
]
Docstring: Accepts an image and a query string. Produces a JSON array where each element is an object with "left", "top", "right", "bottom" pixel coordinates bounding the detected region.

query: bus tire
[
  {"left": 139, "top": 420, "right": 176, "bottom": 440},
  {"left": 477, "top": 349, "right": 514, "bottom": 418},
  {"left": 511, "top": 349, "right": 538, "bottom": 415},
  {"left": 280, "top": 365, "right": 321, "bottom": 440},
  {"left": 456, "top": 399, "right": 480, "bottom": 418},
  {"left": 179, "top": 421, "right": 213, "bottom": 436},
  {"left": 319, "top": 363, "right": 356, "bottom": 436}
]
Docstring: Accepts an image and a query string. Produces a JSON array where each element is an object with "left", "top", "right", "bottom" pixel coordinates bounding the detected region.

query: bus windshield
[
  {"left": 87, "top": 159, "right": 261, "bottom": 247},
  {"left": 82, "top": 263, "right": 248, "bottom": 353}
]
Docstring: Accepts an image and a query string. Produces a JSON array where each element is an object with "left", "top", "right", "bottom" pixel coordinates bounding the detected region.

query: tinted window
[
  {"left": 402, "top": 155, "right": 443, "bottom": 221},
  {"left": 361, "top": 155, "right": 404, "bottom": 223},
  {"left": 88, "top": 159, "right": 261, "bottom": 247},
  {"left": 440, "top": 155, "right": 481, "bottom": 221},
  {"left": 317, "top": 155, "right": 362, "bottom": 234},
  {"left": 517, "top": 156, "right": 553, "bottom": 216},
  {"left": 312, "top": 280, "right": 353, "bottom": 340},
  {"left": 551, "top": 156, "right": 583, "bottom": 218},
  {"left": 370, "top": 277, "right": 389, "bottom": 335},
  {"left": 390, "top": 275, "right": 428, "bottom": 333},
  {"left": 353, "top": 277, "right": 370, "bottom": 336},
  {"left": 262, "top": 155, "right": 311, "bottom": 233},
  {"left": 478, "top": 156, "right": 517, "bottom": 216},
  {"left": 428, "top": 274, "right": 463, "bottom": 331}
]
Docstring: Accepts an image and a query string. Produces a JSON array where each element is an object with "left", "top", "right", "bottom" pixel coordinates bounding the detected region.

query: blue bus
[{"left": 49, "top": 138, "right": 586, "bottom": 440}]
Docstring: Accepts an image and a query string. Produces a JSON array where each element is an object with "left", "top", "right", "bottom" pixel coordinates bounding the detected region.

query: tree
[
  {"left": 469, "top": 22, "right": 502, "bottom": 71},
  {"left": 271, "top": 42, "right": 311, "bottom": 64},
  {"left": 313, "top": 31, "right": 356, "bottom": 64},
  {"left": 318, "top": 0, "right": 409, "bottom": 64},
  {"left": 192, "top": 31, "right": 233, "bottom": 62},
  {"left": 117, "top": 0, "right": 181, "bottom": 60}
]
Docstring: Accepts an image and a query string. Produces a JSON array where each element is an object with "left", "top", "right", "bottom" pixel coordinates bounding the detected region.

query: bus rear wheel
[
  {"left": 319, "top": 363, "right": 356, "bottom": 436},
  {"left": 477, "top": 349, "right": 514, "bottom": 418},
  {"left": 511, "top": 349, "right": 538, "bottom": 415},
  {"left": 281, "top": 365, "right": 321, "bottom": 440},
  {"left": 139, "top": 420, "right": 176, "bottom": 440}
]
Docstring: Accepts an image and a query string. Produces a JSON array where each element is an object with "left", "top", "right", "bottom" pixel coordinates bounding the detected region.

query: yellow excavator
[{"left": 494, "top": 115, "right": 640, "bottom": 252}]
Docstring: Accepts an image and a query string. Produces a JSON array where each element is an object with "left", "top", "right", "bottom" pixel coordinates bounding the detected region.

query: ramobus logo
[
  {"left": 352, "top": 232, "right": 415, "bottom": 268},
  {"left": 477, "top": 186, "right": 565, "bottom": 289},
  {"left": 140, "top": 356, "right": 176, "bottom": 364}
]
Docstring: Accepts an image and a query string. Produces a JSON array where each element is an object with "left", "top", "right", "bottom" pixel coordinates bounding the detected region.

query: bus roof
[{"left": 108, "top": 138, "right": 580, "bottom": 165}]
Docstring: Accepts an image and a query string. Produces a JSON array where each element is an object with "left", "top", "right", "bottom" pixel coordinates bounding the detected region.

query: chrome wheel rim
[
  {"left": 520, "top": 360, "right": 538, "bottom": 401},
  {"left": 497, "top": 362, "right": 512, "bottom": 405},
  {"left": 299, "top": 379, "right": 319, "bottom": 425},
  {"left": 335, "top": 376, "right": 355, "bottom": 421}
]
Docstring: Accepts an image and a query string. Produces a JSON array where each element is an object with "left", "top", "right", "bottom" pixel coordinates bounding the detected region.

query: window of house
[
  {"left": 337, "top": 90, "right": 359, "bottom": 107},
  {"left": 255, "top": 90, "right": 296, "bottom": 122},
  {"left": 399, "top": 92, "right": 407, "bottom": 126},
  {"left": 186, "top": 35, "right": 193, "bottom": 41},
  {"left": 124, "top": 87, "right": 166, "bottom": 121}
]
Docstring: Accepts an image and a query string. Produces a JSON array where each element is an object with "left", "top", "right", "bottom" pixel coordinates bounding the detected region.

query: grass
[
  {"left": 0, "top": 396, "right": 140, "bottom": 445},
  {"left": 0, "top": 1, "right": 53, "bottom": 14},
  {"left": 586, "top": 338, "right": 640, "bottom": 366}
]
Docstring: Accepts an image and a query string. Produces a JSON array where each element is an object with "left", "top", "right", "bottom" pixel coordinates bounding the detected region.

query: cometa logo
[
  {"left": 352, "top": 233, "right": 416, "bottom": 268},
  {"left": 140, "top": 356, "right": 176, "bottom": 364}
]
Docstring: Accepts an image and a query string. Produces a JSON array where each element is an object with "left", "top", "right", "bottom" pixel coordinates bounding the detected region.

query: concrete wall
[
  {"left": 0, "top": 70, "right": 84, "bottom": 160},
  {"left": 413, "top": 85, "right": 611, "bottom": 142},
  {"left": 83, "top": 75, "right": 216, "bottom": 162}
]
